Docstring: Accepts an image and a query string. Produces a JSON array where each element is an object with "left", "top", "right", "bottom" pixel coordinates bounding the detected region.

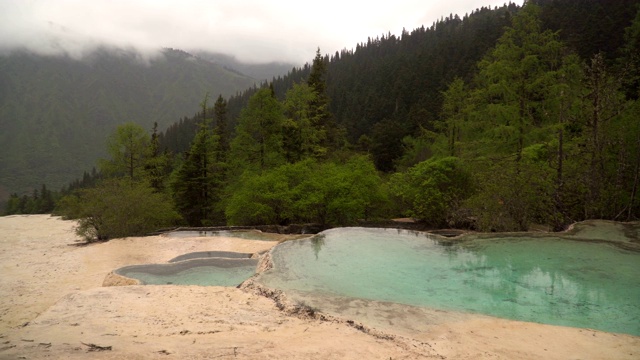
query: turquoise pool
[
  {"left": 164, "top": 229, "right": 279, "bottom": 241},
  {"left": 257, "top": 227, "right": 640, "bottom": 336},
  {"left": 115, "top": 257, "right": 258, "bottom": 286}
]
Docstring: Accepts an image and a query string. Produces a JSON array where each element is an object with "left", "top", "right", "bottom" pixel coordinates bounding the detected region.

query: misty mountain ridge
[
  {"left": 192, "top": 51, "right": 297, "bottom": 83},
  {"left": 0, "top": 46, "right": 292, "bottom": 202}
]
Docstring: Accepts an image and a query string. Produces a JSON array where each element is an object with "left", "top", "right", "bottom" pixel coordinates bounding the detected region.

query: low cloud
[{"left": 0, "top": 0, "right": 515, "bottom": 64}]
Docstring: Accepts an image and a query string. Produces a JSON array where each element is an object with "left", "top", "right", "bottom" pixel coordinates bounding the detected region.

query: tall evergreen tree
[
  {"left": 144, "top": 122, "right": 172, "bottom": 192},
  {"left": 458, "top": 3, "right": 580, "bottom": 230},
  {"left": 38, "top": 184, "right": 55, "bottom": 213},
  {"left": 369, "top": 118, "right": 407, "bottom": 172},
  {"left": 574, "top": 53, "right": 631, "bottom": 219},
  {"left": 439, "top": 78, "right": 467, "bottom": 157},
  {"left": 471, "top": 3, "right": 565, "bottom": 162},
  {"left": 307, "top": 48, "right": 341, "bottom": 152},
  {"left": 619, "top": 5, "right": 640, "bottom": 99},
  {"left": 213, "top": 94, "right": 230, "bottom": 156},
  {"left": 282, "top": 83, "right": 326, "bottom": 162},
  {"left": 544, "top": 52, "right": 584, "bottom": 228},
  {"left": 99, "top": 122, "right": 150, "bottom": 180},
  {"left": 170, "top": 94, "right": 223, "bottom": 225},
  {"left": 229, "top": 88, "right": 285, "bottom": 171}
]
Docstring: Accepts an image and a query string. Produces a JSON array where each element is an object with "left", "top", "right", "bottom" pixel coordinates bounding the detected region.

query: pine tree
[
  {"left": 4, "top": 193, "right": 20, "bottom": 215},
  {"left": 440, "top": 78, "right": 467, "bottom": 157},
  {"left": 282, "top": 83, "right": 325, "bottom": 162},
  {"left": 619, "top": 5, "right": 640, "bottom": 99},
  {"left": 307, "top": 48, "right": 339, "bottom": 152},
  {"left": 100, "top": 122, "right": 150, "bottom": 180},
  {"left": 461, "top": 3, "right": 581, "bottom": 230},
  {"left": 229, "top": 88, "right": 285, "bottom": 171},
  {"left": 213, "top": 94, "right": 230, "bottom": 157},
  {"left": 170, "top": 94, "right": 223, "bottom": 225},
  {"left": 144, "top": 122, "right": 171, "bottom": 192},
  {"left": 38, "top": 184, "right": 55, "bottom": 213},
  {"left": 577, "top": 53, "right": 631, "bottom": 219}
]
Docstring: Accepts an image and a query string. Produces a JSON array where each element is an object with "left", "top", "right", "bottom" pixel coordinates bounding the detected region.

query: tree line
[
  {"left": 161, "top": 1, "right": 638, "bottom": 173},
  {"left": 50, "top": 50, "right": 389, "bottom": 240},
  {"left": 6, "top": 2, "right": 640, "bottom": 240},
  {"left": 394, "top": 3, "right": 640, "bottom": 231},
  {"left": 4, "top": 184, "right": 57, "bottom": 215}
]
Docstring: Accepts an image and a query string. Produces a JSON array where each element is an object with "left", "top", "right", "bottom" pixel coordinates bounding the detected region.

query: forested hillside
[
  {"left": 0, "top": 48, "right": 257, "bottom": 203},
  {"left": 155, "top": 0, "right": 640, "bottom": 231},
  {"left": 7, "top": 0, "right": 640, "bottom": 235},
  {"left": 159, "top": 4, "right": 520, "bottom": 157},
  {"left": 193, "top": 51, "right": 296, "bottom": 83},
  {"left": 162, "top": 0, "right": 639, "bottom": 171}
]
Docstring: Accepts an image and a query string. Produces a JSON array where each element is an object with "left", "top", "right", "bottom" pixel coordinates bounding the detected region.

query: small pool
[
  {"left": 257, "top": 227, "right": 640, "bottom": 336},
  {"left": 164, "top": 229, "right": 279, "bottom": 241},
  {"left": 115, "top": 256, "right": 258, "bottom": 286},
  {"left": 169, "top": 251, "right": 253, "bottom": 262}
]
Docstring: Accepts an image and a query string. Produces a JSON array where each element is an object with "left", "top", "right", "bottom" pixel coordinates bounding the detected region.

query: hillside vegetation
[
  {"left": 166, "top": 0, "right": 639, "bottom": 171},
  {"left": 0, "top": 48, "right": 258, "bottom": 202},
  {"left": 6, "top": 0, "right": 640, "bottom": 236}
]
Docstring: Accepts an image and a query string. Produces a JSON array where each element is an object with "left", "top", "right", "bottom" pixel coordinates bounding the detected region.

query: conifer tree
[
  {"left": 282, "top": 83, "right": 325, "bottom": 161},
  {"left": 170, "top": 94, "right": 223, "bottom": 225},
  {"left": 229, "top": 87, "right": 285, "bottom": 171},
  {"left": 577, "top": 53, "right": 631, "bottom": 219},
  {"left": 471, "top": 3, "right": 565, "bottom": 162},
  {"left": 460, "top": 3, "right": 580, "bottom": 230},
  {"left": 307, "top": 48, "right": 340, "bottom": 152},
  {"left": 38, "top": 184, "right": 55, "bottom": 213},
  {"left": 100, "top": 122, "right": 150, "bottom": 180},
  {"left": 144, "top": 122, "right": 171, "bottom": 192},
  {"left": 213, "top": 94, "right": 230, "bottom": 157},
  {"left": 619, "top": 6, "right": 640, "bottom": 99},
  {"left": 439, "top": 78, "right": 467, "bottom": 157}
]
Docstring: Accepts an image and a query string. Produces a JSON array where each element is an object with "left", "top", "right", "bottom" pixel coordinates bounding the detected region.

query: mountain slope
[
  {"left": 0, "top": 48, "right": 256, "bottom": 201},
  {"left": 190, "top": 0, "right": 635, "bottom": 172},
  {"left": 193, "top": 51, "right": 296, "bottom": 82}
]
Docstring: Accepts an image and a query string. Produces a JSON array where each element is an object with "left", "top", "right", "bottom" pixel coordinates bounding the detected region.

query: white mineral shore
[{"left": 0, "top": 215, "right": 638, "bottom": 359}]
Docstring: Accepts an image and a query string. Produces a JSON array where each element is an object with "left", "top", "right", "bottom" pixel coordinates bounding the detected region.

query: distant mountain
[
  {"left": 0, "top": 47, "right": 258, "bottom": 201},
  {"left": 192, "top": 51, "right": 297, "bottom": 82}
]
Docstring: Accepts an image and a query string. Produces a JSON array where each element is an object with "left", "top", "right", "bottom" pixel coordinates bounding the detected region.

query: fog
[{"left": 0, "top": 0, "right": 516, "bottom": 65}]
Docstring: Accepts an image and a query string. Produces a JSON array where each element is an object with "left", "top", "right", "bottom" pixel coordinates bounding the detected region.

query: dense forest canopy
[
  {"left": 161, "top": 0, "right": 639, "bottom": 172},
  {"left": 5, "top": 0, "right": 640, "bottom": 239}
]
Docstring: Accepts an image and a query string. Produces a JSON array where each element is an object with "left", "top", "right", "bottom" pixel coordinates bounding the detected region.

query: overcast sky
[{"left": 0, "top": 0, "right": 519, "bottom": 65}]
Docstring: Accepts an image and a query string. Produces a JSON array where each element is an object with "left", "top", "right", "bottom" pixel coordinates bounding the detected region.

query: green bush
[
  {"left": 225, "top": 156, "right": 387, "bottom": 226},
  {"left": 390, "top": 156, "right": 475, "bottom": 227},
  {"left": 58, "top": 178, "right": 181, "bottom": 241}
]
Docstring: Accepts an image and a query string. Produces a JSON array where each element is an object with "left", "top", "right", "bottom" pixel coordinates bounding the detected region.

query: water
[
  {"left": 164, "top": 230, "right": 278, "bottom": 241},
  {"left": 169, "top": 251, "right": 253, "bottom": 262},
  {"left": 258, "top": 227, "right": 640, "bottom": 336},
  {"left": 116, "top": 258, "right": 258, "bottom": 286},
  {"left": 123, "top": 266, "right": 253, "bottom": 286}
]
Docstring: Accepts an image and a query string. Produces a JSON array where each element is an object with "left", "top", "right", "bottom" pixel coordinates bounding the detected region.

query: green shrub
[
  {"left": 60, "top": 178, "right": 181, "bottom": 241},
  {"left": 225, "top": 156, "right": 387, "bottom": 226},
  {"left": 390, "top": 157, "right": 475, "bottom": 227}
]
